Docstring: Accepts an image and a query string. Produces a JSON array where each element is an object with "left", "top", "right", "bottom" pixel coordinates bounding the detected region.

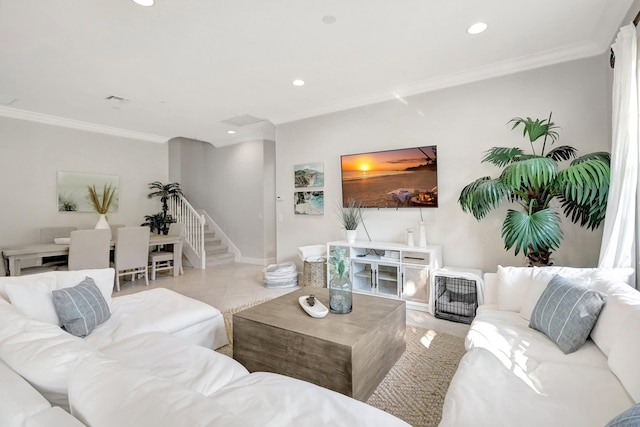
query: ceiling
[{"left": 0, "top": 0, "right": 634, "bottom": 146}]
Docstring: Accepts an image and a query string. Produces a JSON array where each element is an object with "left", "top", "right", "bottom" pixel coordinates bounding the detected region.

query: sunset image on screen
[{"left": 340, "top": 146, "right": 438, "bottom": 208}]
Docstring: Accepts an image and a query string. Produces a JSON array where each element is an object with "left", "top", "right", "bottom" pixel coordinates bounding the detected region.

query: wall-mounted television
[{"left": 341, "top": 145, "right": 438, "bottom": 208}]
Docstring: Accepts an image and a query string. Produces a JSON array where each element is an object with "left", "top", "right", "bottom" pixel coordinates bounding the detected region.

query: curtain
[{"left": 598, "top": 24, "right": 640, "bottom": 289}]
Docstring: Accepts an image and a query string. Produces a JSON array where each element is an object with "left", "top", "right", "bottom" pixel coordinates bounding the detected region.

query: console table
[{"left": 327, "top": 241, "right": 442, "bottom": 313}]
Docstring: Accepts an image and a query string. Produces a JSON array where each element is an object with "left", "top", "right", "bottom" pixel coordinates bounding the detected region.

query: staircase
[
  {"left": 168, "top": 195, "right": 239, "bottom": 269},
  {"left": 204, "top": 228, "right": 235, "bottom": 266}
]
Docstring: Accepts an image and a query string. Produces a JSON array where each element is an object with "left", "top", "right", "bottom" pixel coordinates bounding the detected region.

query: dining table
[{"left": 2, "top": 234, "right": 183, "bottom": 277}]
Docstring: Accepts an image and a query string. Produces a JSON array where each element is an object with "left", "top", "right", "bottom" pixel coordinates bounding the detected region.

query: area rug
[{"left": 217, "top": 301, "right": 466, "bottom": 427}]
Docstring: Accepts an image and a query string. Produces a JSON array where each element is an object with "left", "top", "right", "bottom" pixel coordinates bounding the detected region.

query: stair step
[
  {"left": 206, "top": 244, "right": 228, "bottom": 254},
  {"left": 205, "top": 236, "right": 222, "bottom": 247},
  {"left": 206, "top": 252, "right": 235, "bottom": 266}
]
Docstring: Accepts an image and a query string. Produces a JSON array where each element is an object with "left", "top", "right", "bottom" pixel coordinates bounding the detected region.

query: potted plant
[
  {"left": 337, "top": 197, "right": 364, "bottom": 243},
  {"left": 458, "top": 114, "right": 610, "bottom": 266},
  {"left": 142, "top": 181, "right": 183, "bottom": 235},
  {"left": 88, "top": 184, "right": 116, "bottom": 230}
]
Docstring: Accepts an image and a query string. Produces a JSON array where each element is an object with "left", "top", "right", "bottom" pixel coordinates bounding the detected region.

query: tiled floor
[{"left": 117, "top": 263, "right": 470, "bottom": 338}]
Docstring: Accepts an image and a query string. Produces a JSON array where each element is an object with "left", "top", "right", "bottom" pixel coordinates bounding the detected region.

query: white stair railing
[{"left": 168, "top": 195, "right": 206, "bottom": 269}]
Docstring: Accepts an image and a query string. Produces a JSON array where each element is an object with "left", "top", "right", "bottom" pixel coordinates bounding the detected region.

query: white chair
[
  {"left": 67, "top": 229, "right": 111, "bottom": 271},
  {"left": 40, "top": 226, "right": 77, "bottom": 243},
  {"left": 113, "top": 226, "right": 150, "bottom": 292},
  {"left": 149, "top": 223, "right": 184, "bottom": 280},
  {"left": 38, "top": 226, "right": 78, "bottom": 269}
]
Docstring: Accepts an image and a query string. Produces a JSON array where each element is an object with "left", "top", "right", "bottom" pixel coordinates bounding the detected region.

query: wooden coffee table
[{"left": 233, "top": 288, "right": 406, "bottom": 401}]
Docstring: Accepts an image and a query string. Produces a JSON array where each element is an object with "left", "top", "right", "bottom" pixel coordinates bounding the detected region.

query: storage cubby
[{"left": 327, "top": 241, "right": 442, "bottom": 312}]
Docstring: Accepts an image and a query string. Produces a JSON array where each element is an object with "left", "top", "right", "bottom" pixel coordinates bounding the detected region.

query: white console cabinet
[{"left": 326, "top": 241, "right": 442, "bottom": 312}]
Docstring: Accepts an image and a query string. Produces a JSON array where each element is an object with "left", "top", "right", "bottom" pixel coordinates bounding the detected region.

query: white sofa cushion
[
  {"left": 466, "top": 308, "right": 608, "bottom": 368},
  {"left": 84, "top": 287, "right": 226, "bottom": 349},
  {"left": 0, "top": 273, "right": 57, "bottom": 302},
  {"left": 529, "top": 275, "right": 606, "bottom": 354},
  {"left": 1, "top": 269, "right": 115, "bottom": 327},
  {"left": 69, "top": 354, "right": 248, "bottom": 427},
  {"left": 0, "top": 359, "right": 51, "bottom": 427},
  {"left": 101, "top": 332, "right": 248, "bottom": 396},
  {"left": 208, "top": 372, "right": 412, "bottom": 427},
  {"left": 439, "top": 347, "right": 634, "bottom": 427},
  {"left": 590, "top": 279, "right": 640, "bottom": 356},
  {"left": 4, "top": 276, "right": 59, "bottom": 325},
  {"left": 0, "top": 299, "right": 94, "bottom": 410},
  {"left": 53, "top": 268, "right": 115, "bottom": 306},
  {"left": 608, "top": 308, "right": 640, "bottom": 403},
  {"left": 497, "top": 266, "right": 634, "bottom": 314}
]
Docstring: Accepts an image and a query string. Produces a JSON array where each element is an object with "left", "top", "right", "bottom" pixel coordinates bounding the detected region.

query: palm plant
[
  {"left": 147, "top": 181, "right": 183, "bottom": 216},
  {"left": 144, "top": 181, "right": 183, "bottom": 235},
  {"left": 458, "top": 114, "right": 610, "bottom": 266}
]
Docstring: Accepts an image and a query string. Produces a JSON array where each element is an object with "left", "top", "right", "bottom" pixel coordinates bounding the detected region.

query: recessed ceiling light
[
  {"left": 292, "top": 79, "right": 305, "bottom": 86},
  {"left": 227, "top": 130, "right": 236, "bottom": 135},
  {"left": 322, "top": 15, "right": 336, "bottom": 24},
  {"left": 467, "top": 22, "right": 487, "bottom": 35},
  {"left": 133, "top": 0, "right": 154, "bottom": 6}
]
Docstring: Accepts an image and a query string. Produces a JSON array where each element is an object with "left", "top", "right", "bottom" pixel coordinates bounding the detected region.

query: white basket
[{"left": 263, "top": 261, "right": 298, "bottom": 288}]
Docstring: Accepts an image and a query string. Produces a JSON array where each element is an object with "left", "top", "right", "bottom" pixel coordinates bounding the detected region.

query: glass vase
[{"left": 329, "top": 274, "right": 353, "bottom": 314}]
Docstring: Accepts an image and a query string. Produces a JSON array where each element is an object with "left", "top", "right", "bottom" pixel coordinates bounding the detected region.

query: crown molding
[
  {"left": 271, "top": 40, "right": 603, "bottom": 125},
  {"left": 0, "top": 106, "right": 169, "bottom": 143}
]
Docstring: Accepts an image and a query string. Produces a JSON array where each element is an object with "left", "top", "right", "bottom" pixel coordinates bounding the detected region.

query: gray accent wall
[
  {"left": 0, "top": 116, "right": 168, "bottom": 247},
  {"left": 275, "top": 54, "right": 612, "bottom": 273},
  {"left": 172, "top": 138, "right": 276, "bottom": 263}
]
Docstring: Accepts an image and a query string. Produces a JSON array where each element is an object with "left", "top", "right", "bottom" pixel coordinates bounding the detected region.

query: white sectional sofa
[
  {"left": 0, "top": 268, "right": 410, "bottom": 427},
  {"left": 439, "top": 266, "right": 640, "bottom": 427}
]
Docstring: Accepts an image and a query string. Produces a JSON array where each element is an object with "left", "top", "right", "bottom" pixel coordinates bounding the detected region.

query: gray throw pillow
[
  {"left": 52, "top": 277, "right": 111, "bottom": 337},
  {"left": 529, "top": 274, "right": 606, "bottom": 354},
  {"left": 605, "top": 404, "right": 640, "bottom": 427}
]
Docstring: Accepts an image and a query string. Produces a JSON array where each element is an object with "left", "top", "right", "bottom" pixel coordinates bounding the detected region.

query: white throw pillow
[
  {"left": 497, "top": 266, "right": 555, "bottom": 313},
  {"left": 4, "top": 276, "right": 60, "bottom": 325},
  {"left": 0, "top": 272, "right": 57, "bottom": 302},
  {"left": 498, "top": 266, "right": 634, "bottom": 314},
  {"left": 54, "top": 268, "right": 115, "bottom": 306},
  {"left": 608, "top": 308, "right": 640, "bottom": 403},
  {"left": 591, "top": 279, "right": 640, "bottom": 356}
]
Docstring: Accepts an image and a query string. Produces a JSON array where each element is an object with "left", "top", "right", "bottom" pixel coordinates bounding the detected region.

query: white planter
[
  {"left": 95, "top": 214, "right": 110, "bottom": 231},
  {"left": 346, "top": 230, "right": 357, "bottom": 243}
]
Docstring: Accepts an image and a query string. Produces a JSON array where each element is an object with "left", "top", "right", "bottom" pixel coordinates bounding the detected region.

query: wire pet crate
[{"left": 433, "top": 273, "right": 480, "bottom": 324}]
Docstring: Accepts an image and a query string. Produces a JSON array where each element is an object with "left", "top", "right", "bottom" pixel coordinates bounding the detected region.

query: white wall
[
  {"left": 0, "top": 116, "right": 168, "bottom": 247},
  {"left": 174, "top": 138, "right": 276, "bottom": 263},
  {"left": 275, "top": 54, "right": 611, "bottom": 273}
]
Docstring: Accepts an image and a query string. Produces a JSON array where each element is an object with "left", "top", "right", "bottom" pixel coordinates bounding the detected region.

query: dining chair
[
  {"left": 149, "top": 223, "right": 184, "bottom": 280},
  {"left": 39, "top": 226, "right": 78, "bottom": 269},
  {"left": 67, "top": 229, "right": 111, "bottom": 271},
  {"left": 40, "top": 226, "right": 77, "bottom": 243},
  {"left": 113, "top": 226, "right": 150, "bottom": 292}
]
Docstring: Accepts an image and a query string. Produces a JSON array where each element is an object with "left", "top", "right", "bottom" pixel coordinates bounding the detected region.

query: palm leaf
[
  {"left": 499, "top": 157, "right": 558, "bottom": 190},
  {"left": 458, "top": 177, "right": 510, "bottom": 220},
  {"left": 571, "top": 151, "right": 610, "bottom": 165},
  {"left": 546, "top": 145, "right": 577, "bottom": 162},
  {"left": 501, "top": 209, "right": 563, "bottom": 256},
  {"left": 558, "top": 159, "right": 610, "bottom": 205},
  {"left": 509, "top": 117, "right": 559, "bottom": 143},
  {"left": 481, "top": 147, "right": 525, "bottom": 167},
  {"left": 559, "top": 196, "right": 607, "bottom": 230}
]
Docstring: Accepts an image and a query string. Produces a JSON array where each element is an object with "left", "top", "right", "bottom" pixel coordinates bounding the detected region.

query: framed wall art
[
  {"left": 57, "top": 171, "right": 119, "bottom": 212},
  {"left": 294, "top": 191, "right": 324, "bottom": 215},
  {"left": 294, "top": 162, "right": 324, "bottom": 188}
]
